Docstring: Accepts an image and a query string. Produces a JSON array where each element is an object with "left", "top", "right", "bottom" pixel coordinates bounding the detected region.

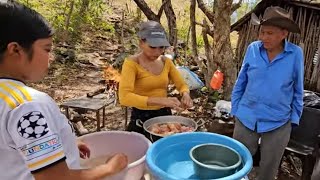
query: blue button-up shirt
[{"left": 231, "top": 40, "right": 304, "bottom": 133}]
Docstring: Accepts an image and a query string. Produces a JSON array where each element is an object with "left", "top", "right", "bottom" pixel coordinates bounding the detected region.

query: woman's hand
[
  {"left": 77, "top": 140, "right": 91, "bottom": 159},
  {"left": 181, "top": 92, "right": 193, "bottom": 109},
  {"left": 163, "top": 97, "right": 184, "bottom": 111},
  {"left": 147, "top": 97, "right": 183, "bottom": 111}
]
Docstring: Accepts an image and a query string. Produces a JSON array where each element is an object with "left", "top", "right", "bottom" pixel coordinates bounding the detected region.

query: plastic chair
[{"left": 284, "top": 107, "right": 320, "bottom": 180}]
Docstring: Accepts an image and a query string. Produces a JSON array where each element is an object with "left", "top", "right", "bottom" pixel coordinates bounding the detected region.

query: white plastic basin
[{"left": 79, "top": 131, "right": 151, "bottom": 180}]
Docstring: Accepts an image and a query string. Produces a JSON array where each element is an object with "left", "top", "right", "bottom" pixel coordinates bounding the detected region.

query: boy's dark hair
[{"left": 0, "top": 1, "right": 54, "bottom": 61}]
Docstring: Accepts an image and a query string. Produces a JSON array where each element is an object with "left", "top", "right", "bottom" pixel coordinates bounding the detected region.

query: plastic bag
[
  {"left": 214, "top": 100, "right": 232, "bottom": 119},
  {"left": 304, "top": 90, "right": 320, "bottom": 109},
  {"left": 176, "top": 66, "right": 204, "bottom": 90}
]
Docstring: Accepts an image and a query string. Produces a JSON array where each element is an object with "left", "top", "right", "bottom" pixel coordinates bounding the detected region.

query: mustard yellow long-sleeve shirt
[{"left": 119, "top": 57, "right": 189, "bottom": 110}]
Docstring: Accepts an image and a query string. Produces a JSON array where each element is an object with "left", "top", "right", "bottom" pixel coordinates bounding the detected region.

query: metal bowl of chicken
[{"left": 138, "top": 115, "right": 198, "bottom": 142}]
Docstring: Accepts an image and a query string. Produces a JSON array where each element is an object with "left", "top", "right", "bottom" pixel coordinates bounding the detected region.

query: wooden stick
[{"left": 120, "top": 11, "right": 125, "bottom": 45}]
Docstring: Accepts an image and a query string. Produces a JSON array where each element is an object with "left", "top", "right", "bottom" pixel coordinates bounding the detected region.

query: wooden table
[{"left": 60, "top": 94, "right": 114, "bottom": 131}]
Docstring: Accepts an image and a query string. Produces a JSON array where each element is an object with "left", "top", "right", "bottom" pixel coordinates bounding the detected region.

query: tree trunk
[
  {"left": 202, "top": 19, "right": 212, "bottom": 87},
  {"left": 190, "top": 0, "right": 198, "bottom": 58},
  {"left": 211, "top": 0, "right": 236, "bottom": 100},
  {"left": 163, "top": 0, "right": 177, "bottom": 47},
  {"left": 197, "top": 0, "right": 241, "bottom": 100},
  {"left": 202, "top": 19, "right": 211, "bottom": 86}
]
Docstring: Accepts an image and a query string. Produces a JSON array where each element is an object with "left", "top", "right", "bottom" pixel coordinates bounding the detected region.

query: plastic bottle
[{"left": 210, "top": 70, "right": 224, "bottom": 90}]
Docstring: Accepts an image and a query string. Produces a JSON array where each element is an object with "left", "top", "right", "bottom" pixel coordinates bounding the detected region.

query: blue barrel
[{"left": 146, "top": 132, "right": 252, "bottom": 180}]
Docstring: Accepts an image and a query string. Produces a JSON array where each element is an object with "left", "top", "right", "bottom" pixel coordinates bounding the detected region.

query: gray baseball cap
[{"left": 137, "top": 21, "right": 171, "bottom": 47}]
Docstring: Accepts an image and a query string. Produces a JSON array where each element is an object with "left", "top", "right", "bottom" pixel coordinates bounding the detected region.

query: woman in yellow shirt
[{"left": 119, "top": 21, "right": 193, "bottom": 135}]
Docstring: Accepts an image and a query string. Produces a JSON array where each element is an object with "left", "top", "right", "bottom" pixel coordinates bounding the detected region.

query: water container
[
  {"left": 78, "top": 131, "right": 151, "bottom": 180},
  {"left": 146, "top": 132, "right": 252, "bottom": 180},
  {"left": 210, "top": 70, "right": 224, "bottom": 90}
]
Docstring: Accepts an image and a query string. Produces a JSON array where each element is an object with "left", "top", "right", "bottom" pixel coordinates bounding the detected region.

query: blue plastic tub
[{"left": 146, "top": 132, "right": 252, "bottom": 180}]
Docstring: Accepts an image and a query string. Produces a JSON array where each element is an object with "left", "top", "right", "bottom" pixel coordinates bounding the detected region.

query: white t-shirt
[{"left": 0, "top": 79, "right": 80, "bottom": 180}]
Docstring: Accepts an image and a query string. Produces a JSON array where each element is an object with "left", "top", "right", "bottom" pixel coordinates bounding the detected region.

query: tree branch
[
  {"left": 231, "top": 0, "right": 243, "bottom": 13},
  {"left": 163, "top": 0, "right": 177, "bottom": 46},
  {"left": 195, "top": 22, "right": 213, "bottom": 37},
  {"left": 197, "top": 0, "right": 214, "bottom": 24},
  {"left": 133, "top": 0, "right": 159, "bottom": 22},
  {"left": 157, "top": 0, "right": 170, "bottom": 18}
]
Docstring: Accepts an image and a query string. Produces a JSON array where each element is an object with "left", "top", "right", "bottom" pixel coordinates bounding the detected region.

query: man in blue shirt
[{"left": 231, "top": 6, "right": 304, "bottom": 180}]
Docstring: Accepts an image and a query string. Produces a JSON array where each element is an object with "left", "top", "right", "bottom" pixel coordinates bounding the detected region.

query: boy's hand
[
  {"left": 105, "top": 153, "right": 128, "bottom": 175},
  {"left": 77, "top": 140, "right": 91, "bottom": 159}
]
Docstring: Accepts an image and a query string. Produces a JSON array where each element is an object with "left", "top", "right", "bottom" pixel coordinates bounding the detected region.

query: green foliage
[
  {"left": 17, "top": 0, "right": 114, "bottom": 43},
  {"left": 100, "top": 22, "right": 115, "bottom": 33},
  {"left": 177, "top": 22, "right": 190, "bottom": 42},
  {"left": 175, "top": 21, "right": 206, "bottom": 57},
  {"left": 232, "top": 0, "right": 260, "bottom": 23},
  {"left": 196, "top": 37, "right": 205, "bottom": 48},
  {"left": 209, "top": 90, "right": 223, "bottom": 103}
]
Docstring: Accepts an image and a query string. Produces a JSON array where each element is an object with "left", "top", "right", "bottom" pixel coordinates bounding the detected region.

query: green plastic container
[{"left": 190, "top": 143, "right": 242, "bottom": 179}]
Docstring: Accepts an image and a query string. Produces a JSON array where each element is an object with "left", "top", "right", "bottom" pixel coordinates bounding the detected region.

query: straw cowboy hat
[{"left": 251, "top": 6, "right": 301, "bottom": 33}]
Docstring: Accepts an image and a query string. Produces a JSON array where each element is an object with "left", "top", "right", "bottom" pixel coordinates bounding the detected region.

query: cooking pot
[{"left": 136, "top": 115, "right": 204, "bottom": 142}]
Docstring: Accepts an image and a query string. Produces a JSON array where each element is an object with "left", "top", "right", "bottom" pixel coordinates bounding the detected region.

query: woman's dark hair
[{"left": 0, "top": 1, "right": 54, "bottom": 61}]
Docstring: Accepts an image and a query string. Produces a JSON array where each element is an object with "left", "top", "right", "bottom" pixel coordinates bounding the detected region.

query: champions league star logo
[{"left": 17, "top": 111, "right": 49, "bottom": 140}]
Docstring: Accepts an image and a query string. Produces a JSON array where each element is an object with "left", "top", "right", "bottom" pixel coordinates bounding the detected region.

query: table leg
[
  {"left": 96, "top": 110, "right": 100, "bottom": 131},
  {"left": 124, "top": 107, "right": 128, "bottom": 129},
  {"left": 102, "top": 108, "right": 105, "bottom": 128},
  {"left": 65, "top": 107, "right": 70, "bottom": 119}
]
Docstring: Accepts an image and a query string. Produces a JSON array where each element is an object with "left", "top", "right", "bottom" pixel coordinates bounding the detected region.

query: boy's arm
[{"left": 33, "top": 153, "right": 127, "bottom": 180}]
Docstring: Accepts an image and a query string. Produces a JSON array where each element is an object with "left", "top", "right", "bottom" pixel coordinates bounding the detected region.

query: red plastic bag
[{"left": 210, "top": 70, "right": 224, "bottom": 90}]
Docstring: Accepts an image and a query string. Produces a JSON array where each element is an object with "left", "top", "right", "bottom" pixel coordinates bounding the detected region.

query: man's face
[
  {"left": 22, "top": 37, "right": 53, "bottom": 82},
  {"left": 259, "top": 25, "right": 288, "bottom": 50}
]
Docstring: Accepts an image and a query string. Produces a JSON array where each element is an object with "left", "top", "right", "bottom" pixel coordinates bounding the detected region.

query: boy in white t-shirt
[{"left": 0, "top": 1, "right": 128, "bottom": 180}]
